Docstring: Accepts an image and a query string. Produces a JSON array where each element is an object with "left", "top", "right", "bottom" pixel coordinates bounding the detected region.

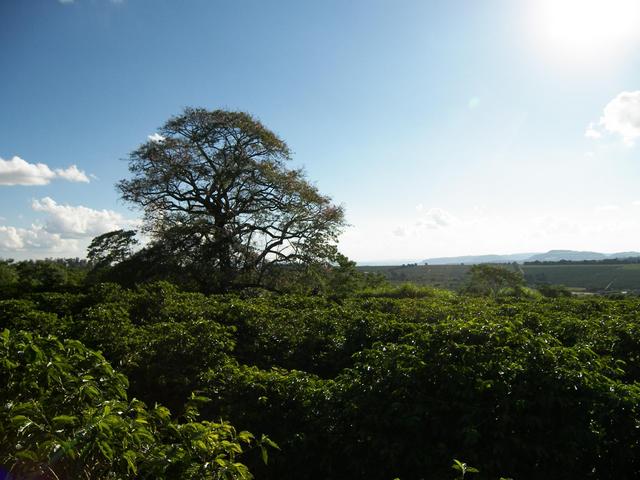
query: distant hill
[
  {"left": 422, "top": 250, "right": 640, "bottom": 265},
  {"left": 608, "top": 251, "right": 640, "bottom": 259},
  {"left": 527, "top": 250, "right": 606, "bottom": 262},
  {"left": 422, "top": 253, "right": 536, "bottom": 265}
]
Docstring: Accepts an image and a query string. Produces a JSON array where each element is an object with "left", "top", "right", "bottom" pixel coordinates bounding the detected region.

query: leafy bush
[
  {"left": 0, "top": 329, "right": 268, "bottom": 479},
  {"left": 4, "top": 280, "right": 640, "bottom": 479},
  {"left": 536, "top": 283, "right": 573, "bottom": 298},
  {"left": 0, "top": 300, "right": 66, "bottom": 337},
  {"left": 358, "top": 282, "right": 456, "bottom": 299}
]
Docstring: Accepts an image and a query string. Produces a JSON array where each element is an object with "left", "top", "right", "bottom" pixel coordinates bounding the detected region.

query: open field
[
  {"left": 361, "top": 263, "right": 640, "bottom": 293},
  {"left": 523, "top": 263, "right": 640, "bottom": 291},
  {"left": 360, "top": 264, "right": 472, "bottom": 290}
]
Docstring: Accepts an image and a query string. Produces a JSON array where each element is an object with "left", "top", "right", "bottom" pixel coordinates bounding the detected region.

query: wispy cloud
[
  {"left": 0, "top": 156, "right": 90, "bottom": 186},
  {"left": 55, "top": 165, "right": 90, "bottom": 183},
  {"left": 584, "top": 122, "right": 602, "bottom": 139},
  {"left": 393, "top": 206, "right": 458, "bottom": 238},
  {"left": 595, "top": 204, "right": 621, "bottom": 214},
  {"left": 531, "top": 215, "right": 582, "bottom": 236},
  {"left": 415, "top": 205, "right": 457, "bottom": 229}
]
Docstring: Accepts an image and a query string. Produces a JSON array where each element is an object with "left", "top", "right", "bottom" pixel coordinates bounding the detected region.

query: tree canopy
[
  {"left": 117, "top": 108, "right": 345, "bottom": 292},
  {"left": 465, "top": 264, "right": 525, "bottom": 296},
  {"left": 87, "top": 229, "right": 138, "bottom": 268}
]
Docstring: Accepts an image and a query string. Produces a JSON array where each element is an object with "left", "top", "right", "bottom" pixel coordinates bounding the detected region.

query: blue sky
[{"left": 2, "top": 0, "right": 640, "bottom": 262}]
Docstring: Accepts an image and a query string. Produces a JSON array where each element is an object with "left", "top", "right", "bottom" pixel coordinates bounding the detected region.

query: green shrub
[
  {"left": 0, "top": 329, "right": 268, "bottom": 479},
  {"left": 4, "top": 281, "right": 640, "bottom": 479},
  {"left": 357, "top": 283, "right": 456, "bottom": 300}
]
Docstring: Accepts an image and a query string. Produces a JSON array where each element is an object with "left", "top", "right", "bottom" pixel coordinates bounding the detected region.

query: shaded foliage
[
  {"left": 3, "top": 280, "right": 640, "bottom": 479},
  {"left": 0, "top": 259, "right": 89, "bottom": 299},
  {"left": 0, "top": 329, "right": 269, "bottom": 479}
]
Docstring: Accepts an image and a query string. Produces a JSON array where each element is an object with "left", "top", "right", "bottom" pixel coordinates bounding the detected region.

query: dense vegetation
[
  {"left": 1, "top": 261, "right": 640, "bottom": 478},
  {"left": 2, "top": 109, "right": 639, "bottom": 478}
]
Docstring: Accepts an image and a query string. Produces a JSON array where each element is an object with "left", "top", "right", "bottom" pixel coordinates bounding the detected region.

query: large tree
[{"left": 117, "top": 108, "right": 345, "bottom": 292}]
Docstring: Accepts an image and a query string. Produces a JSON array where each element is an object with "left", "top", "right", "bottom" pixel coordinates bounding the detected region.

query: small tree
[
  {"left": 537, "top": 283, "right": 572, "bottom": 298},
  {"left": 465, "top": 264, "right": 525, "bottom": 296},
  {"left": 14, "top": 260, "right": 71, "bottom": 292},
  {"left": 117, "top": 108, "right": 345, "bottom": 292},
  {"left": 0, "top": 260, "right": 18, "bottom": 296},
  {"left": 87, "top": 229, "right": 138, "bottom": 268}
]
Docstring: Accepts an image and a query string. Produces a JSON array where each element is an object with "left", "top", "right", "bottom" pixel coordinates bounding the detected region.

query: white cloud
[
  {"left": 0, "top": 225, "right": 77, "bottom": 252},
  {"left": 148, "top": 133, "right": 165, "bottom": 143},
  {"left": 0, "top": 227, "right": 26, "bottom": 249},
  {"left": 392, "top": 206, "right": 457, "bottom": 239},
  {"left": 54, "top": 165, "right": 90, "bottom": 183},
  {"left": 587, "top": 91, "right": 640, "bottom": 145},
  {"left": 584, "top": 122, "right": 602, "bottom": 139},
  {"left": 0, "top": 198, "right": 139, "bottom": 258},
  {"left": 0, "top": 156, "right": 91, "bottom": 186},
  {"left": 31, "top": 197, "right": 135, "bottom": 238},
  {"left": 417, "top": 207, "right": 457, "bottom": 229},
  {"left": 632, "top": 200, "right": 640, "bottom": 206},
  {"left": 601, "top": 91, "right": 640, "bottom": 144},
  {"left": 0, "top": 157, "right": 56, "bottom": 186}
]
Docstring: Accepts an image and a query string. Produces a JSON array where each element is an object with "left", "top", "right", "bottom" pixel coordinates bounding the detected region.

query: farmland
[
  {"left": 361, "top": 262, "right": 640, "bottom": 293},
  {"left": 3, "top": 280, "right": 640, "bottom": 479}
]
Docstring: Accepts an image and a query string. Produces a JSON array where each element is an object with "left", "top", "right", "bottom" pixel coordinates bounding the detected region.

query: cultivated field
[{"left": 361, "top": 263, "right": 640, "bottom": 293}]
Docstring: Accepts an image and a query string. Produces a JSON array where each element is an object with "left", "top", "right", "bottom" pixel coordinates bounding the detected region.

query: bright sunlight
[{"left": 530, "top": 0, "right": 640, "bottom": 66}]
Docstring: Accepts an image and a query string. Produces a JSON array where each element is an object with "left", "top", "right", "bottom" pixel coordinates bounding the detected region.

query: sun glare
[{"left": 530, "top": 0, "right": 640, "bottom": 66}]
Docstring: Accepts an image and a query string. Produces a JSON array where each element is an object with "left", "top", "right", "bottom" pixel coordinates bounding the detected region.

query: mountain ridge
[{"left": 422, "top": 249, "right": 640, "bottom": 265}]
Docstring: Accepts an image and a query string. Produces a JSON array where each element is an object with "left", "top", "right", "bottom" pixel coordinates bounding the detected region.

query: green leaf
[
  {"left": 52, "top": 415, "right": 78, "bottom": 427},
  {"left": 97, "top": 440, "right": 114, "bottom": 461},
  {"left": 123, "top": 450, "right": 138, "bottom": 474},
  {"left": 10, "top": 415, "right": 30, "bottom": 427},
  {"left": 15, "top": 450, "right": 39, "bottom": 461}
]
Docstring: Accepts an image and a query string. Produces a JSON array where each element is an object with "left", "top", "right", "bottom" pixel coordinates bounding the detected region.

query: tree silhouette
[{"left": 118, "top": 108, "right": 345, "bottom": 291}]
